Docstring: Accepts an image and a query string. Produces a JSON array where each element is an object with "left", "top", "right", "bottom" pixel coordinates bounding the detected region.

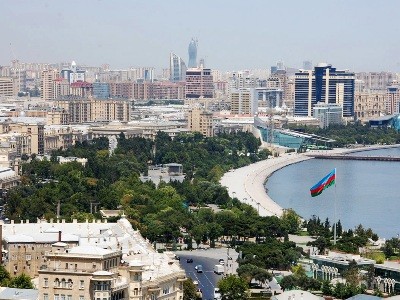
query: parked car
[
  {"left": 186, "top": 258, "right": 193, "bottom": 263},
  {"left": 175, "top": 255, "right": 180, "bottom": 261},
  {"left": 219, "top": 259, "right": 225, "bottom": 265}
]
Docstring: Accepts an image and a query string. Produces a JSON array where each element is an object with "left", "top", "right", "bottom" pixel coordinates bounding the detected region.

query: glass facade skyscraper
[
  {"left": 188, "top": 39, "right": 198, "bottom": 68},
  {"left": 169, "top": 53, "right": 186, "bottom": 82},
  {"left": 294, "top": 63, "right": 355, "bottom": 118}
]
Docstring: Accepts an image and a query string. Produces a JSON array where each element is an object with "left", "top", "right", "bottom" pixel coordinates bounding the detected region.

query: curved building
[
  {"left": 170, "top": 53, "right": 187, "bottom": 82},
  {"left": 188, "top": 38, "right": 198, "bottom": 68}
]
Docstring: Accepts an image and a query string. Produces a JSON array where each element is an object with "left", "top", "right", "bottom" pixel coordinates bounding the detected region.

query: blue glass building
[
  {"left": 294, "top": 63, "right": 355, "bottom": 118},
  {"left": 93, "top": 82, "right": 110, "bottom": 99},
  {"left": 169, "top": 53, "right": 187, "bottom": 82},
  {"left": 188, "top": 39, "right": 198, "bottom": 68}
]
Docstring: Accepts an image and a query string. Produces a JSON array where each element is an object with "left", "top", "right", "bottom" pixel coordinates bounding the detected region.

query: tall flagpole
[{"left": 334, "top": 168, "right": 337, "bottom": 245}]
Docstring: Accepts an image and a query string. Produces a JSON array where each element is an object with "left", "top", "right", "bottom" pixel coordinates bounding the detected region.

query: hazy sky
[{"left": 1, "top": 0, "right": 399, "bottom": 72}]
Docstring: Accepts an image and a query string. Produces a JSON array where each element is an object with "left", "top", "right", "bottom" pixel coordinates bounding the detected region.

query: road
[{"left": 177, "top": 248, "right": 238, "bottom": 300}]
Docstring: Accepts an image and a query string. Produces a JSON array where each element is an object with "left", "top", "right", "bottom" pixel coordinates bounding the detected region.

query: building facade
[
  {"left": 294, "top": 64, "right": 355, "bottom": 118},
  {"left": 313, "top": 103, "right": 343, "bottom": 128},
  {"left": 230, "top": 88, "right": 258, "bottom": 116},
  {"left": 354, "top": 91, "right": 387, "bottom": 121},
  {"left": 93, "top": 82, "right": 110, "bottom": 99},
  {"left": 169, "top": 53, "right": 186, "bottom": 82},
  {"left": 0, "top": 77, "right": 14, "bottom": 97},
  {"left": 54, "top": 98, "right": 132, "bottom": 123},
  {"left": 356, "top": 71, "right": 394, "bottom": 91},
  {"left": 1, "top": 216, "right": 186, "bottom": 300},
  {"left": 188, "top": 38, "right": 198, "bottom": 68},
  {"left": 187, "top": 107, "right": 214, "bottom": 137},
  {"left": 386, "top": 85, "right": 400, "bottom": 115},
  {"left": 41, "top": 70, "right": 58, "bottom": 101},
  {"left": 185, "top": 68, "right": 214, "bottom": 98}
]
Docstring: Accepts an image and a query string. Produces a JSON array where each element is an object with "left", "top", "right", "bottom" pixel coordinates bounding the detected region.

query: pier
[{"left": 307, "top": 154, "right": 400, "bottom": 161}]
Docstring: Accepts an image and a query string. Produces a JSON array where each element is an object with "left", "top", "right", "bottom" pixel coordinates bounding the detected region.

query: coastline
[{"left": 220, "top": 144, "right": 400, "bottom": 217}]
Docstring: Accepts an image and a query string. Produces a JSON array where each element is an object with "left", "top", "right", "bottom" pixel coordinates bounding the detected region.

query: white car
[{"left": 214, "top": 288, "right": 221, "bottom": 300}]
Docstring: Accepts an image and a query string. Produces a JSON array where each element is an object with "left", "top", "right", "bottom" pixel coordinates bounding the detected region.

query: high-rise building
[
  {"left": 188, "top": 38, "right": 198, "bottom": 68},
  {"left": 169, "top": 53, "right": 187, "bottom": 82},
  {"left": 53, "top": 78, "right": 70, "bottom": 99},
  {"left": 0, "top": 77, "right": 14, "bottom": 96},
  {"left": 185, "top": 68, "right": 214, "bottom": 98},
  {"left": 355, "top": 72, "right": 394, "bottom": 91},
  {"left": 294, "top": 63, "right": 355, "bottom": 118},
  {"left": 386, "top": 84, "right": 400, "bottom": 115},
  {"left": 40, "top": 69, "right": 58, "bottom": 101},
  {"left": 230, "top": 88, "right": 258, "bottom": 116}
]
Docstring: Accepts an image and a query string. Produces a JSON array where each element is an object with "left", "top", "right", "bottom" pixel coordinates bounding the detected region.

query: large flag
[{"left": 310, "top": 168, "right": 336, "bottom": 197}]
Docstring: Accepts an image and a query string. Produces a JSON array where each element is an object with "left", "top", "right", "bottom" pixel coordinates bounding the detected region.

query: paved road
[{"left": 176, "top": 248, "right": 239, "bottom": 300}]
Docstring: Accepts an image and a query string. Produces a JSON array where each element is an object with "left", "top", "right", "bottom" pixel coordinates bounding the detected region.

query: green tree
[
  {"left": 321, "top": 280, "right": 333, "bottom": 296},
  {"left": 281, "top": 209, "right": 301, "bottom": 234},
  {"left": 280, "top": 275, "right": 298, "bottom": 291},
  {"left": 218, "top": 275, "right": 249, "bottom": 300},
  {"left": 183, "top": 278, "right": 201, "bottom": 300},
  {"left": 9, "top": 274, "right": 34, "bottom": 289},
  {"left": 0, "top": 265, "right": 11, "bottom": 285}
]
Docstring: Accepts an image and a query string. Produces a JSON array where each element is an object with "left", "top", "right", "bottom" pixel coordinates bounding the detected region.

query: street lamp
[{"left": 256, "top": 202, "right": 260, "bottom": 214}]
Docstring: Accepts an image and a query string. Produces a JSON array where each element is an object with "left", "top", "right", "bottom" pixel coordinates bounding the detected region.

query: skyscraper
[
  {"left": 294, "top": 63, "right": 355, "bottom": 118},
  {"left": 188, "top": 38, "right": 198, "bottom": 68},
  {"left": 169, "top": 53, "right": 187, "bottom": 82},
  {"left": 40, "top": 69, "right": 58, "bottom": 101}
]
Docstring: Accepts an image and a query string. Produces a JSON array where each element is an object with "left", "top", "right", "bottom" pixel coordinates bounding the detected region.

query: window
[
  {"left": 163, "top": 286, "right": 170, "bottom": 294},
  {"left": 26, "top": 254, "right": 32, "bottom": 261},
  {"left": 79, "top": 297, "right": 84, "bottom": 300},
  {"left": 79, "top": 280, "right": 84, "bottom": 289},
  {"left": 44, "top": 278, "right": 48, "bottom": 287},
  {"left": 67, "top": 296, "right": 72, "bottom": 300},
  {"left": 43, "top": 294, "right": 48, "bottom": 300},
  {"left": 60, "top": 295, "right": 65, "bottom": 300},
  {"left": 54, "top": 295, "right": 59, "bottom": 300}
]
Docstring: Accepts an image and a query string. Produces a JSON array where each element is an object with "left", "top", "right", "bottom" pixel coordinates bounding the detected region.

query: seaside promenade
[
  {"left": 220, "top": 145, "right": 399, "bottom": 217},
  {"left": 220, "top": 152, "right": 311, "bottom": 217}
]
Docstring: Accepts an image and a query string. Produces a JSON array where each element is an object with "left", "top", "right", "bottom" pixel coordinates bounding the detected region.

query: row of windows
[{"left": 43, "top": 294, "right": 84, "bottom": 300}]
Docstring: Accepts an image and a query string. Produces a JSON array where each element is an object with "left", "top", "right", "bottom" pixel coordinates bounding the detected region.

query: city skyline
[{"left": 1, "top": 0, "right": 400, "bottom": 72}]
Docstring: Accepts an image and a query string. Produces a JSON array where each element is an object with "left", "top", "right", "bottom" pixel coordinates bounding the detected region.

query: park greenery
[
  {"left": 0, "top": 266, "right": 34, "bottom": 289},
  {"left": 3, "top": 129, "right": 398, "bottom": 297}
]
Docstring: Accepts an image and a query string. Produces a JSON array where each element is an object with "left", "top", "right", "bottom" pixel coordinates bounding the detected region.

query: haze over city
[{"left": 1, "top": 0, "right": 400, "bottom": 71}]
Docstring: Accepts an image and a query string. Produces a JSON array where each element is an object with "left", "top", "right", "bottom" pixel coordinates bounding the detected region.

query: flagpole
[{"left": 334, "top": 168, "right": 337, "bottom": 245}]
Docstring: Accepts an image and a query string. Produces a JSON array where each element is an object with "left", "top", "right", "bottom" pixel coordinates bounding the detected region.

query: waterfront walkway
[
  {"left": 220, "top": 153, "right": 311, "bottom": 217},
  {"left": 308, "top": 154, "right": 400, "bottom": 161}
]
